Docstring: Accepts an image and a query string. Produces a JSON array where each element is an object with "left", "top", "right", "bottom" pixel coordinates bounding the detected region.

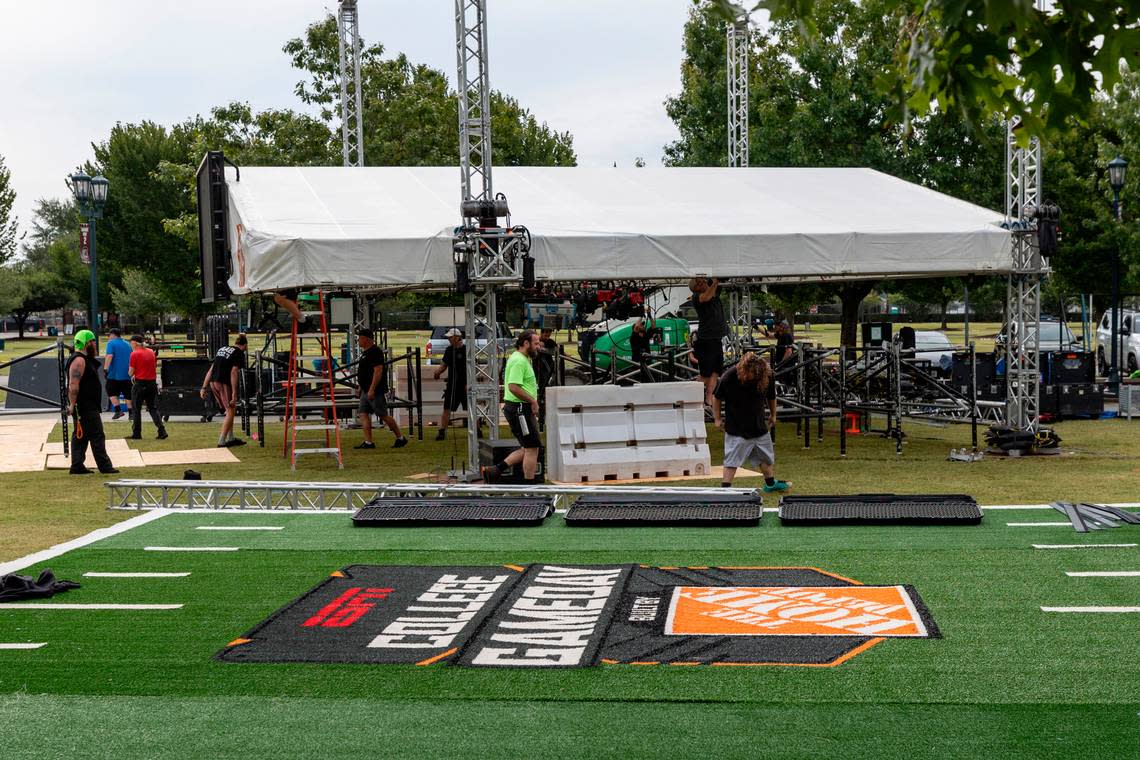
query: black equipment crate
[
  {"left": 158, "top": 387, "right": 214, "bottom": 420},
  {"left": 565, "top": 492, "right": 763, "bottom": 527},
  {"left": 478, "top": 438, "right": 545, "bottom": 484},
  {"left": 1056, "top": 383, "right": 1104, "bottom": 419},
  {"left": 1045, "top": 351, "right": 1095, "bottom": 385},
  {"left": 352, "top": 497, "right": 553, "bottom": 526},
  {"left": 951, "top": 351, "right": 1004, "bottom": 401},
  {"left": 778, "top": 493, "right": 982, "bottom": 526}
]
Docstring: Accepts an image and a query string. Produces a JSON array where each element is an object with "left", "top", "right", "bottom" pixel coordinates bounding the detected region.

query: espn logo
[{"left": 302, "top": 587, "right": 393, "bottom": 629}]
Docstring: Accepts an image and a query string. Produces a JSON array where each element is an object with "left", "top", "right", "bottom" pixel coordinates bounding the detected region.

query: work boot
[
  {"left": 156, "top": 430, "right": 168, "bottom": 440},
  {"left": 393, "top": 437, "right": 409, "bottom": 448},
  {"left": 69, "top": 467, "right": 93, "bottom": 475},
  {"left": 99, "top": 468, "right": 121, "bottom": 475},
  {"left": 436, "top": 429, "right": 446, "bottom": 441},
  {"left": 128, "top": 434, "right": 142, "bottom": 440}
]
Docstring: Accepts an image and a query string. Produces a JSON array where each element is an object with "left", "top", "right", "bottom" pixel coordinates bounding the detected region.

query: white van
[{"left": 1095, "top": 309, "right": 1140, "bottom": 375}]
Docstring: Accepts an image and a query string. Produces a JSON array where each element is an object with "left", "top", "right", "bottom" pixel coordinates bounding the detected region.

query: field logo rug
[{"left": 218, "top": 565, "right": 937, "bottom": 668}]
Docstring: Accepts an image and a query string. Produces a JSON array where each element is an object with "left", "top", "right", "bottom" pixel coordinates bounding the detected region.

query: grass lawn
[{"left": 2, "top": 323, "right": 1135, "bottom": 758}]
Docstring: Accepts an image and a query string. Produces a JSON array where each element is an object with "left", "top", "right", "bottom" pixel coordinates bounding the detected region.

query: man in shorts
[
  {"left": 483, "top": 330, "right": 541, "bottom": 483},
  {"left": 102, "top": 328, "right": 133, "bottom": 420},
  {"left": 689, "top": 277, "right": 728, "bottom": 408},
  {"left": 355, "top": 328, "right": 408, "bottom": 449},
  {"left": 713, "top": 351, "right": 789, "bottom": 493},
  {"left": 432, "top": 328, "right": 467, "bottom": 440},
  {"left": 200, "top": 334, "right": 247, "bottom": 447}
]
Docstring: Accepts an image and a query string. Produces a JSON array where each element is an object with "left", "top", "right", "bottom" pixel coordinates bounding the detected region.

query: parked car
[
  {"left": 995, "top": 319, "right": 1080, "bottom": 353},
  {"left": 1095, "top": 309, "right": 1140, "bottom": 375},
  {"left": 424, "top": 321, "right": 513, "bottom": 364},
  {"left": 911, "top": 330, "right": 955, "bottom": 375}
]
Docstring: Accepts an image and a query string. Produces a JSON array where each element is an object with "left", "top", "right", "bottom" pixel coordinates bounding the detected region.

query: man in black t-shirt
[
  {"left": 713, "top": 352, "right": 789, "bottom": 493},
  {"left": 773, "top": 320, "right": 795, "bottom": 366},
  {"left": 432, "top": 328, "right": 468, "bottom": 440},
  {"left": 200, "top": 334, "right": 247, "bottom": 447},
  {"left": 628, "top": 317, "right": 654, "bottom": 383},
  {"left": 689, "top": 277, "right": 728, "bottom": 407},
  {"left": 355, "top": 329, "right": 408, "bottom": 450}
]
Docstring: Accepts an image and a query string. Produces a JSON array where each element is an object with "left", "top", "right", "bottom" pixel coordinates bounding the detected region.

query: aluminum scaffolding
[
  {"left": 453, "top": 0, "right": 532, "bottom": 476},
  {"left": 1004, "top": 117, "right": 1046, "bottom": 433},
  {"left": 106, "top": 479, "right": 757, "bottom": 512},
  {"left": 726, "top": 17, "right": 749, "bottom": 168},
  {"left": 337, "top": 0, "right": 365, "bottom": 167}
]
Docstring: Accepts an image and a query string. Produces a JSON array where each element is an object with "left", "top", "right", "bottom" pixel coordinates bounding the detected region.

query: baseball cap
[
  {"left": 73, "top": 329, "right": 96, "bottom": 351},
  {"left": 445, "top": 328, "right": 462, "bottom": 338}
]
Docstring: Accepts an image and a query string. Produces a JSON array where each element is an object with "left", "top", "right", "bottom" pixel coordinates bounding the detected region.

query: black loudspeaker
[
  {"left": 861, "top": 322, "right": 892, "bottom": 347},
  {"left": 951, "top": 352, "right": 1004, "bottom": 401},
  {"left": 160, "top": 358, "right": 212, "bottom": 389},
  {"left": 196, "top": 150, "right": 231, "bottom": 303},
  {"left": 1046, "top": 351, "right": 1095, "bottom": 385},
  {"left": 478, "top": 439, "right": 545, "bottom": 484},
  {"left": 1057, "top": 383, "right": 1104, "bottom": 419},
  {"left": 1039, "top": 384, "right": 1059, "bottom": 418}
]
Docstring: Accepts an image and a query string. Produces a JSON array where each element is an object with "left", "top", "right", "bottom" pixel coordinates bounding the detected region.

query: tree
[
  {"left": 1, "top": 261, "right": 77, "bottom": 338},
  {"left": 110, "top": 269, "right": 169, "bottom": 330},
  {"left": 283, "top": 15, "right": 575, "bottom": 167},
  {"left": 708, "top": 1, "right": 1140, "bottom": 141},
  {"left": 0, "top": 154, "right": 21, "bottom": 265}
]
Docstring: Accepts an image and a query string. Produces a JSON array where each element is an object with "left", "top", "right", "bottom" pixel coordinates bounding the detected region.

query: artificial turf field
[{"left": 1, "top": 506, "right": 1138, "bottom": 759}]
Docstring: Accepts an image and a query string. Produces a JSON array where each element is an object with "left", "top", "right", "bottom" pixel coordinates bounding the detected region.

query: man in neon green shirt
[{"left": 484, "top": 330, "right": 542, "bottom": 482}]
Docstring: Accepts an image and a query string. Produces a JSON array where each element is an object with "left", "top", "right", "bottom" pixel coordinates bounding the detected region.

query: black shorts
[
  {"left": 106, "top": 378, "right": 132, "bottom": 398},
  {"left": 442, "top": 382, "right": 468, "bottom": 412},
  {"left": 503, "top": 402, "right": 540, "bottom": 449},
  {"left": 694, "top": 339, "right": 724, "bottom": 378}
]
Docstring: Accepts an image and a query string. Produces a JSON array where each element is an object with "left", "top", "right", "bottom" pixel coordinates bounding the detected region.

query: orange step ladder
[{"left": 282, "top": 292, "right": 344, "bottom": 469}]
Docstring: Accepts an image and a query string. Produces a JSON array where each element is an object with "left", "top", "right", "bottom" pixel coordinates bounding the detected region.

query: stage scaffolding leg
[
  {"left": 465, "top": 285, "right": 502, "bottom": 475},
  {"left": 839, "top": 348, "right": 847, "bottom": 458}
]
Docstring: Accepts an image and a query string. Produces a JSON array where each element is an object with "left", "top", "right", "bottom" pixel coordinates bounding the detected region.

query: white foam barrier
[{"left": 545, "top": 382, "right": 710, "bottom": 483}]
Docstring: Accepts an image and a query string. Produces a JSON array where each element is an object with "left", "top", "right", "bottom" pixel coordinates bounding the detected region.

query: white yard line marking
[
  {"left": 985, "top": 503, "right": 1140, "bottom": 510},
  {"left": 83, "top": 572, "right": 191, "bottom": 578},
  {"left": 0, "top": 604, "right": 182, "bottom": 610},
  {"left": 144, "top": 547, "right": 238, "bottom": 552},
  {"left": 194, "top": 526, "right": 283, "bottom": 531},
  {"left": 1033, "top": 544, "right": 1137, "bottom": 549},
  {"left": 0, "top": 643, "right": 47, "bottom": 649},
  {"left": 1064, "top": 571, "right": 1140, "bottom": 577},
  {"left": 1007, "top": 522, "right": 1073, "bottom": 527},
  {"left": 0, "top": 510, "right": 171, "bottom": 576},
  {"left": 1041, "top": 606, "right": 1140, "bottom": 613}
]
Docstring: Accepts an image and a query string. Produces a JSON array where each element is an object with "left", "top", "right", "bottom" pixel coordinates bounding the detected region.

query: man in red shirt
[{"left": 128, "top": 334, "right": 168, "bottom": 440}]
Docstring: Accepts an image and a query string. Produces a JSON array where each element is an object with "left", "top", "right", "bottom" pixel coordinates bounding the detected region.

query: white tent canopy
[{"left": 222, "top": 166, "right": 1011, "bottom": 294}]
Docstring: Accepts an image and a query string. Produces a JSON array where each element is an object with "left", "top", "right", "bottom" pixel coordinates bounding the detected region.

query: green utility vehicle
[{"left": 577, "top": 317, "right": 690, "bottom": 371}]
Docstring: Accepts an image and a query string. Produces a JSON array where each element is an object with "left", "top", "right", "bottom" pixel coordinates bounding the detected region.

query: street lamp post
[
  {"left": 69, "top": 172, "right": 109, "bottom": 338},
  {"left": 1107, "top": 156, "right": 1128, "bottom": 391}
]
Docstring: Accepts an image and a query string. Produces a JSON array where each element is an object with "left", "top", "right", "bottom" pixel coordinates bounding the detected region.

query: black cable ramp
[
  {"left": 352, "top": 497, "right": 553, "bottom": 526},
  {"left": 778, "top": 494, "right": 982, "bottom": 526},
  {"left": 564, "top": 492, "right": 763, "bottom": 527}
]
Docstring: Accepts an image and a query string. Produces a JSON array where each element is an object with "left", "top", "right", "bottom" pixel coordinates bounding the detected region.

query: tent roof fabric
[{"left": 223, "top": 166, "right": 1011, "bottom": 294}]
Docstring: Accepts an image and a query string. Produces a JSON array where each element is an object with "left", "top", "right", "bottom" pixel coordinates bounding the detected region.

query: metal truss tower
[
  {"left": 1004, "top": 119, "right": 1046, "bottom": 433},
  {"left": 726, "top": 17, "right": 749, "bottom": 168},
  {"left": 453, "top": 0, "right": 531, "bottom": 475},
  {"left": 337, "top": 0, "right": 365, "bottom": 167}
]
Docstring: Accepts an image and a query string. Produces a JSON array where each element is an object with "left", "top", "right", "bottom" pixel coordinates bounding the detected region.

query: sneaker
[
  {"left": 99, "top": 468, "right": 121, "bottom": 475},
  {"left": 224, "top": 438, "right": 247, "bottom": 447},
  {"left": 69, "top": 467, "right": 93, "bottom": 475},
  {"left": 393, "top": 437, "right": 409, "bottom": 449},
  {"left": 111, "top": 412, "right": 124, "bottom": 420},
  {"left": 355, "top": 441, "right": 376, "bottom": 449},
  {"left": 128, "top": 434, "right": 142, "bottom": 440},
  {"left": 156, "top": 430, "right": 168, "bottom": 440},
  {"left": 762, "top": 480, "right": 790, "bottom": 493},
  {"left": 435, "top": 430, "right": 446, "bottom": 441}
]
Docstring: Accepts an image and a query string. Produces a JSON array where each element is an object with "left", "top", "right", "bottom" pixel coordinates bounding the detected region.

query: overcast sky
[{"left": 0, "top": 0, "right": 701, "bottom": 242}]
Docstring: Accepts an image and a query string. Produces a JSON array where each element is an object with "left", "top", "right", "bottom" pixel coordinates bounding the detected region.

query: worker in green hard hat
[{"left": 66, "top": 329, "right": 119, "bottom": 475}]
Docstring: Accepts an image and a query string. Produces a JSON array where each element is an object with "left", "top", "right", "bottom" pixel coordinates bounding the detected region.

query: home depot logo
[{"left": 664, "top": 585, "right": 929, "bottom": 637}]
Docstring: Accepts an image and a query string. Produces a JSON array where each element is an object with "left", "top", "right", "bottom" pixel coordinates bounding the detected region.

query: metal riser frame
[{"left": 106, "top": 480, "right": 758, "bottom": 512}]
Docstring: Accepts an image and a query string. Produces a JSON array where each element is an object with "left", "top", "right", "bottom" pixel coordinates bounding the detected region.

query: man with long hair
[{"left": 713, "top": 351, "right": 789, "bottom": 493}]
